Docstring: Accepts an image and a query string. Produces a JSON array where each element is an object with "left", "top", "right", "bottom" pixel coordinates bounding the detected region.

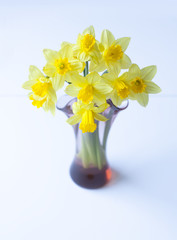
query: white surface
[
  {"left": 0, "top": 97, "right": 177, "bottom": 240},
  {"left": 0, "top": 1, "right": 177, "bottom": 240}
]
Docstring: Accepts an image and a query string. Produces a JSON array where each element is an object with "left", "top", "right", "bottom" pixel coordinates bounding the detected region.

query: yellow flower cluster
[{"left": 23, "top": 26, "right": 161, "bottom": 133}]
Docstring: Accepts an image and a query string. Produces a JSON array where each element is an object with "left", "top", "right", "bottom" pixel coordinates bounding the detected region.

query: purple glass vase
[{"left": 57, "top": 95, "right": 128, "bottom": 189}]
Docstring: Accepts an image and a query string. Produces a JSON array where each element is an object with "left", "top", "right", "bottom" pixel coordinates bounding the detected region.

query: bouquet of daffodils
[{"left": 23, "top": 26, "right": 161, "bottom": 133}]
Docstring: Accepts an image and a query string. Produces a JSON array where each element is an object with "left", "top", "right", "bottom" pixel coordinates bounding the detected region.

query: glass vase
[{"left": 57, "top": 96, "right": 128, "bottom": 189}]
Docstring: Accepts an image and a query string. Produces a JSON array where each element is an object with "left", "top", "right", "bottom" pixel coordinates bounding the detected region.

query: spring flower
[
  {"left": 67, "top": 101, "right": 108, "bottom": 133},
  {"left": 22, "top": 26, "right": 161, "bottom": 130},
  {"left": 22, "top": 66, "right": 57, "bottom": 115},
  {"left": 43, "top": 45, "right": 83, "bottom": 91},
  {"left": 72, "top": 26, "right": 101, "bottom": 64},
  {"left": 127, "top": 64, "right": 161, "bottom": 106},
  {"left": 65, "top": 71, "right": 112, "bottom": 105},
  {"left": 102, "top": 66, "right": 130, "bottom": 106},
  {"left": 90, "top": 29, "right": 131, "bottom": 72}
]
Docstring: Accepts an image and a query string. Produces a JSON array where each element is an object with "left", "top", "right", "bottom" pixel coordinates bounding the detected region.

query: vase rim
[
  {"left": 56, "top": 95, "right": 76, "bottom": 111},
  {"left": 56, "top": 95, "right": 129, "bottom": 112},
  {"left": 106, "top": 99, "right": 129, "bottom": 111}
]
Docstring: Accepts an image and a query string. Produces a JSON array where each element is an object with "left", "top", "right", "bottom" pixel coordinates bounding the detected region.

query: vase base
[{"left": 70, "top": 162, "right": 112, "bottom": 189}]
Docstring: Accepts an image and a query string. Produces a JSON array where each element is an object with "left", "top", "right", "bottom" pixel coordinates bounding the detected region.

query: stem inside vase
[
  {"left": 77, "top": 124, "right": 107, "bottom": 170},
  {"left": 56, "top": 95, "right": 128, "bottom": 189}
]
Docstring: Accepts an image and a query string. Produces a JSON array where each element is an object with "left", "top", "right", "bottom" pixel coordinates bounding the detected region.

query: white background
[{"left": 0, "top": 0, "right": 177, "bottom": 239}]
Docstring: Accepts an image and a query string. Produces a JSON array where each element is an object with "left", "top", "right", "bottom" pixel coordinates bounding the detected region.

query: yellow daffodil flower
[
  {"left": 127, "top": 64, "right": 161, "bottom": 106},
  {"left": 22, "top": 66, "right": 57, "bottom": 115},
  {"left": 72, "top": 26, "right": 101, "bottom": 64},
  {"left": 67, "top": 101, "right": 108, "bottom": 133},
  {"left": 102, "top": 65, "right": 131, "bottom": 106},
  {"left": 22, "top": 26, "right": 161, "bottom": 121},
  {"left": 43, "top": 45, "right": 83, "bottom": 91},
  {"left": 65, "top": 71, "right": 112, "bottom": 105},
  {"left": 90, "top": 29, "right": 131, "bottom": 72}
]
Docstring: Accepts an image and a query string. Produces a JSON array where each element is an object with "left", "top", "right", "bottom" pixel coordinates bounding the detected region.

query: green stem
[
  {"left": 78, "top": 127, "right": 106, "bottom": 169},
  {"left": 84, "top": 132, "right": 97, "bottom": 166},
  {"left": 95, "top": 127, "right": 102, "bottom": 169},
  {"left": 80, "top": 134, "right": 89, "bottom": 168},
  {"left": 101, "top": 70, "right": 108, "bottom": 75},
  {"left": 83, "top": 61, "right": 89, "bottom": 77}
]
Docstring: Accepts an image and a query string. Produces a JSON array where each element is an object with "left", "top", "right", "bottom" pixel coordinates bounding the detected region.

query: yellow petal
[
  {"left": 141, "top": 65, "right": 157, "bottom": 81},
  {"left": 87, "top": 72, "right": 101, "bottom": 84},
  {"left": 22, "top": 80, "right": 36, "bottom": 90},
  {"left": 67, "top": 114, "right": 82, "bottom": 125},
  {"left": 119, "top": 54, "right": 131, "bottom": 69},
  {"left": 118, "top": 72, "right": 129, "bottom": 83},
  {"left": 90, "top": 59, "right": 106, "bottom": 72},
  {"left": 43, "top": 49, "right": 58, "bottom": 63},
  {"left": 52, "top": 74, "right": 65, "bottom": 91},
  {"left": 89, "top": 46, "right": 101, "bottom": 64},
  {"left": 29, "top": 65, "right": 43, "bottom": 81},
  {"left": 72, "top": 44, "right": 80, "bottom": 57},
  {"left": 59, "top": 45, "right": 73, "bottom": 59},
  {"left": 70, "top": 59, "right": 83, "bottom": 72},
  {"left": 83, "top": 25, "right": 95, "bottom": 37},
  {"left": 43, "top": 64, "right": 56, "bottom": 77},
  {"left": 136, "top": 93, "right": 149, "bottom": 107},
  {"left": 114, "top": 37, "right": 131, "bottom": 52},
  {"left": 101, "top": 73, "right": 115, "bottom": 85},
  {"left": 93, "top": 103, "right": 109, "bottom": 113},
  {"left": 107, "top": 61, "right": 121, "bottom": 77},
  {"left": 47, "top": 86, "right": 57, "bottom": 103},
  {"left": 65, "top": 84, "right": 80, "bottom": 97},
  {"left": 44, "top": 99, "right": 56, "bottom": 115},
  {"left": 72, "top": 101, "right": 82, "bottom": 114},
  {"left": 79, "top": 51, "right": 89, "bottom": 62},
  {"left": 98, "top": 42, "right": 105, "bottom": 52},
  {"left": 111, "top": 90, "right": 119, "bottom": 106},
  {"left": 93, "top": 91, "right": 107, "bottom": 105},
  {"left": 49, "top": 102, "right": 56, "bottom": 116},
  {"left": 94, "top": 113, "right": 108, "bottom": 122},
  {"left": 67, "top": 72, "right": 86, "bottom": 88},
  {"left": 145, "top": 81, "right": 161, "bottom": 94},
  {"left": 94, "top": 82, "right": 113, "bottom": 95},
  {"left": 101, "top": 29, "right": 115, "bottom": 48},
  {"left": 42, "top": 98, "right": 56, "bottom": 115},
  {"left": 76, "top": 34, "right": 82, "bottom": 45},
  {"left": 128, "top": 64, "right": 141, "bottom": 77},
  {"left": 128, "top": 89, "right": 137, "bottom": 100},
  {"left": 61, "top": 41, "right": 72, "bottom": 48}
]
